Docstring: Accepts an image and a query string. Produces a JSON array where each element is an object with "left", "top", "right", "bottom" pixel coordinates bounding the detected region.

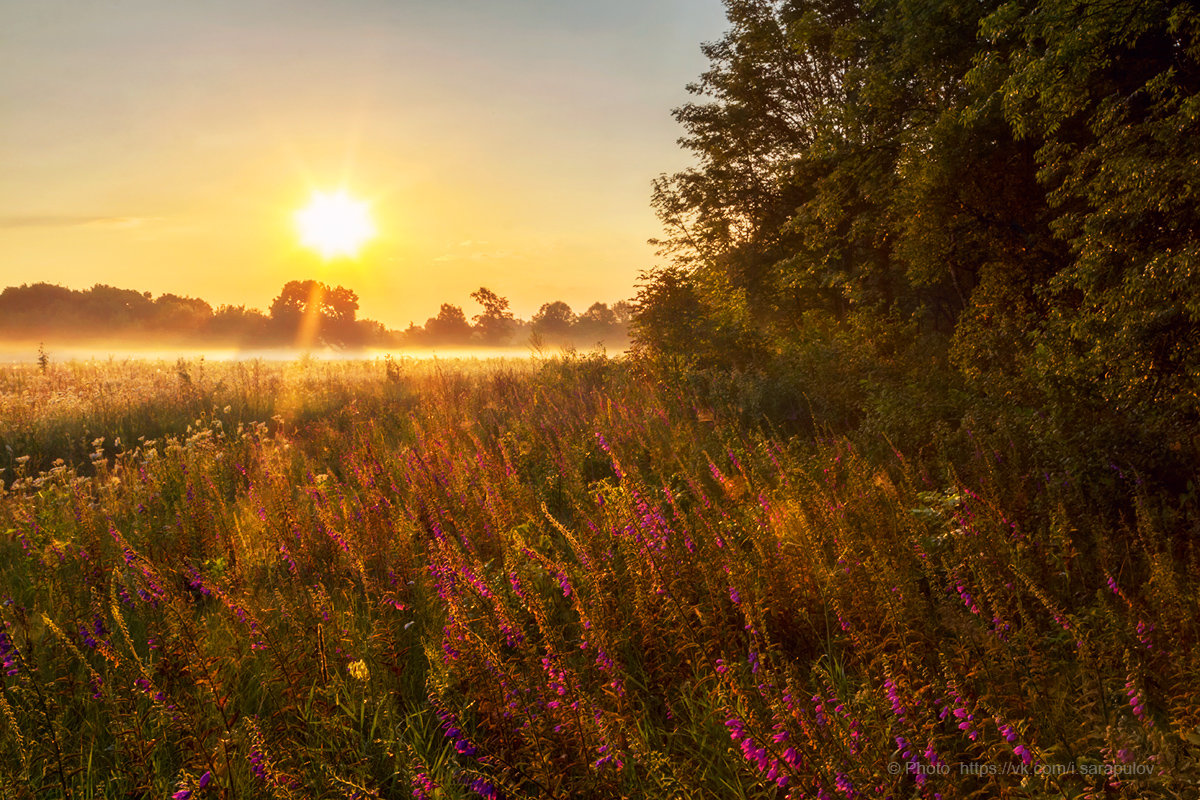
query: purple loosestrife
[
  {"left": 411, "top": 773, "right": 438, "bottom": 800},
  {"left": 895, "top": 736, "right": 922, "bottom": 786},
  {"left": 595, "top": 432, "right": 624, "bottom": 479},
  {"left": 1136, "top": 620, "right": 1155, "bottom": 650},
  {"left": 813, "top": 695, "right": 827, "bottom": 727},
  {"left": 248, "top": 749, "right": 267, "bottom": 781},
  {"left": 593, "top": 743, "right": 625, "bottom": 770},
  {"left": 0, "top": 628, "right": 20, "bottom": 676},
  {"left": 944, "top": 684, "right": 979, "bottom": 741},
  {"left": 952, "top": 576, "right": 981, "bottom": 615},
  {"left": 464, "top": 777, "right": 497, "bottom": 799},
  {"left": 884, "top": 679, "right": 908, "bottom": 723},
  {"left": 725, "top": 717, "right": 790, "bottom": 788},
  {"left": 1126, "top": 679, "right": 1152, "bottom": 727},
  {"left": 997, "top": 720, "right": 1032, "bottom": 764},
  {"left": 437, "top": 708, "right": 480, "bottom": 757}
]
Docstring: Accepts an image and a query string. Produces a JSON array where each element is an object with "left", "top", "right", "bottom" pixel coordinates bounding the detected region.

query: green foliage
[{"left": 639, "top": 0, "right": 1199, "bottom": 467}]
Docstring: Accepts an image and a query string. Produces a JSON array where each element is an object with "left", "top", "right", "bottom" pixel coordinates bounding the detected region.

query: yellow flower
[{"left": 347, "top": 660, "right": 370, "bottom": 682}]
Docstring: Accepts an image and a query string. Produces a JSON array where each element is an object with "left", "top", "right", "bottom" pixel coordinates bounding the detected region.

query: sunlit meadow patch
[{"left": 0, "top": 356, "right": 1195, "bottom": 797}]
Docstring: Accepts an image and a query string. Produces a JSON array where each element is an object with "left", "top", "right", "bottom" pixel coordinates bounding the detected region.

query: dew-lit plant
[{"left": 0, "top": 355, "right": 1194, "bottom": 797}]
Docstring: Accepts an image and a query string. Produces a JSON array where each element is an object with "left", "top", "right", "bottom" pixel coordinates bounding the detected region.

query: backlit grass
[{"left": 0, "top": 355, "right": 1195, "bottom": 798}]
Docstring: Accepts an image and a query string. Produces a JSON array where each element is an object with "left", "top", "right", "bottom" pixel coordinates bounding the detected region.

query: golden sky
[{"left": 0, "top": 0, "right": 727, "bottom": 329}]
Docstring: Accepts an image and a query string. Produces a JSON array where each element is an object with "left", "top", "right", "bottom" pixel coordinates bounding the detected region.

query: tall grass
[{"left": 0, "top": 355, "right": 1195, "bottom": 798}]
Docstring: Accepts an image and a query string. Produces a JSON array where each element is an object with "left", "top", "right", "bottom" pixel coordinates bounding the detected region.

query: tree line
[
  {"left": 0, "top": 281, "right": 631, "bottom": 349},
  {"left": 633, "top": 0, "right": 1199, "bottom": 468}
]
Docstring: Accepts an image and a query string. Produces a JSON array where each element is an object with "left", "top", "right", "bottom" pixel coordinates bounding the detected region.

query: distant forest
[{"left": 0, "top": 281, "right": 632, "bottom": 350}]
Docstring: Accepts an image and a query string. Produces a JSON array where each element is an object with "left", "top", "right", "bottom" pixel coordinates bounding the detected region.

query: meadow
[{"left": 0, "top": 355, "right": 1195, "bottom": 799}]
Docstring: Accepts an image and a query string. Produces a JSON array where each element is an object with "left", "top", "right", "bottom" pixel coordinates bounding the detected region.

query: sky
[{"left": 0, "top": 0, "right": 728, "bottom": 329}]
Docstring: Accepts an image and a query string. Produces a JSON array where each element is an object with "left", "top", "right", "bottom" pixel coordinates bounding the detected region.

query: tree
[
  {"left": 209, "top": 305, "right": 269, "bottom": 343},
  {"left": 470, "top": 287, "right": 516, "bottom": 344},
  {"left": 632, "top": 267, "right": 709, "bottom": 360},
  {"left": 574, "top": 302, "right": 626, "bottom": 343},
  {"left": 424, "top": 303, "right": 473, "bottom": 344},
  {"left": 269, "top": 279, "right": 362, "bottom": 346},
  {"left": 154, "top": 293, "right": 213, "bottom": 333},
  {"left": 976, "top": 0, "right": 1200, "bottom": 423},
  {"left": 578, "top": 302, "right": 616, "bottom": 328},
  {"left": 531, "top": 301, "right": 577, "bottom": 340},
  {"left": 650, "top": 0, "right": 855, "bottom": 339},
  {"left": 611, "top": 301, "right": 634, "bottom": 326}
]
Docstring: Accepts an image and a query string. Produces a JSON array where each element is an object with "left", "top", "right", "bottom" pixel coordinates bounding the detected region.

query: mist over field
[
  {"left": 2, "top": 0, "right": 1198, "bottom": 796},
  {"left": 0, "top": 344, "right": 582, "bottom": 366}
]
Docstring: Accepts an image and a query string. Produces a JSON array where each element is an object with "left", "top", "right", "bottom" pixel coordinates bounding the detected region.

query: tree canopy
[{"left": 636, "top": 0, "right": 1200, "bottom": 446}]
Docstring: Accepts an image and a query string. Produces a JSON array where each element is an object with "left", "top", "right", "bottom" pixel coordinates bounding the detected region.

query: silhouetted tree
[
  {"left": 208, "top": 305, "right": 269, "bottom": 344},
  {"left": 424, "top": 303, "right": 473, "bottom": 344},
  {"left": 531, "top": 301, "right": 577, "bottom": 340},
  {"left": 269, "top": 279, "right": 362, "bottom": 346},
  {"left": 470, "top": 287, "right": 516, "bottom": 344}
]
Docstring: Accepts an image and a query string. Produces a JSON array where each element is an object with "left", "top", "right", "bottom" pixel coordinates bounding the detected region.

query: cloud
[
  {"left": 0, "top": 215, "right": 163, "bottom": 229},
  {"left": 433, "top": 249, "right": 514, "bottom": 263}
]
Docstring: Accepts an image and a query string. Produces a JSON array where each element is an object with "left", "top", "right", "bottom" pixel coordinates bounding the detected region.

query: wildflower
[
  {"left": 411, "top": 772, "right": 437, "bottom": 800},
  {"left": 1136, "top": 620, "right": 1155, "bottom": 650},
  {"left": 884, "top": 679, "right": 906, "bottom": 721},
  {"left": 1125, "top": 679, "right": 1152, "bottom": 726},
  {"left": 248, "top": 750, "right": 267, "bottom": 780},
  {"left": 466, "top": 777, "right": 497, "bottom": 799},
  {"left": 172, "top": 790, "right": 192, "bottom": 800},
  {"left": 0, "top": 630, "right": 20, "bottom": 676},
  {"left": 198, "top": 771, "right": 212, "bottom": 789},
  {"left": 348, "top": 660, "right": 370, "bottom": 681}
]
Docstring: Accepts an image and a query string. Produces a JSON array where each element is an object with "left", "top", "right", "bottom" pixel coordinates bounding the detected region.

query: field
[{"left": 0, "top": 356, "right": 1195, "bottom": 798}]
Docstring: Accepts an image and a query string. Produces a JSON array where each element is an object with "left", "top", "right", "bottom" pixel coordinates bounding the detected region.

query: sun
[{"left": 294, "top": 189, "right": 375, "bottom": 259}]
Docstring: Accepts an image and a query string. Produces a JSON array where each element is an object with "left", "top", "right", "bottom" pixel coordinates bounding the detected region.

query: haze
[{"left": 0, "top": 0, "right": 727, "bottom": 328}]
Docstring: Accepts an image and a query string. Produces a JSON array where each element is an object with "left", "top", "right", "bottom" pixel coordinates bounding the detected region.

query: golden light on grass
[{"left": 294, "top": 189, "right": 376, "bottom": 259}]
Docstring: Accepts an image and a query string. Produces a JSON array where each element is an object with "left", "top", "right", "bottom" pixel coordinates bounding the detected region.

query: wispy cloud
[
  {"left": 433, "top": 250, "right": 515, "bottom": 263},
  {"left": 0, "top": 215, "right": 163, "bottom": 229}
]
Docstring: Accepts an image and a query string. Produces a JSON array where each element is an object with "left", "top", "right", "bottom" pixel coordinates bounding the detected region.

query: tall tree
[
  {"left": 470, "top": 287, "right": 516, "bottom": 344},
  {"left": 424, "top": 303, "right": 473, "bottom": 344},
  {"left": 531, "top": 301, "right": 577, "bottom": 339},
  {"left": 269, "top": 280, "right": 362, "bottom": 346}
]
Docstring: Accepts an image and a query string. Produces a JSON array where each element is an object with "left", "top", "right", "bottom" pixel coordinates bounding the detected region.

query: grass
[{"left": 0, "top": 354, "right": 1195, "bottom": 798}]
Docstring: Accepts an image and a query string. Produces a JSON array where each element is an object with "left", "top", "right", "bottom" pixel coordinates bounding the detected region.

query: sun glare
[{"left": 295, "top": 189, "right": 375, "bottom": 259}]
